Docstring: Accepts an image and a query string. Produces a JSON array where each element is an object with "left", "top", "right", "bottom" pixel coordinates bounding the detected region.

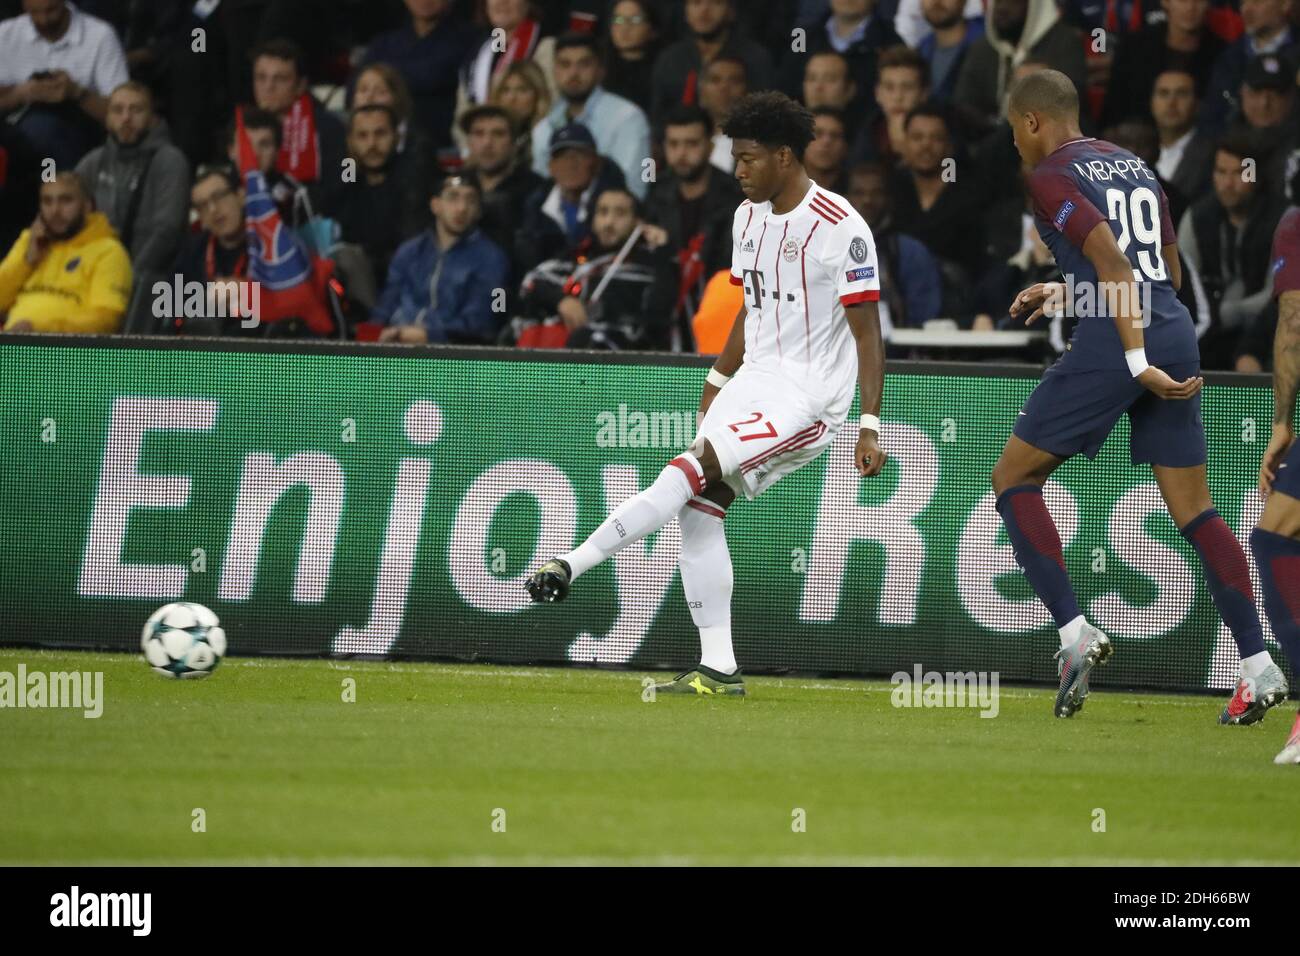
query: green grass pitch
[{"left": 1, "top": 647, "right": 1297, "bottom": 865}]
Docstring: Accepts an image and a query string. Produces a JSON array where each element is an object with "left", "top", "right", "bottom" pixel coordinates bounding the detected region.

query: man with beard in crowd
[
  {"left": 0, "top": 172, "right": 131, "bottom": 333},
  {"left": 530, "top": 33, "right": 651, "bottom": 199},
  {"left": 519, "top": 185, "right": 675, "bottom": 350},
  {"left": 324, "top": 104, "right": 427, "bottom": 295},
  {"left": 75, "top": 80, "right": 189, "bottom": 331},
  {"left": 917, "top": 0, "right": 985, "bottom": 101},
  {"left": 460, "top": 104, "right": 544, "bottom": 272},
  {"left": 643, "top": 105, "right": 744, "bottom": 341},
  {"left": 1179, "top": 132, "right": 1286, "bottom": 365},
  {"left": 889, "top": 103, "right": 984, "bottom": 281}
]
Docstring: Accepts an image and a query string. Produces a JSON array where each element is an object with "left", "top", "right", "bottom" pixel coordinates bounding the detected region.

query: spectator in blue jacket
[
  {"left": 374, "top": 174, "right": 510, "bottom": 344},
  {"left": 917, "top": 0, "right": 985, "bottom": 101}
]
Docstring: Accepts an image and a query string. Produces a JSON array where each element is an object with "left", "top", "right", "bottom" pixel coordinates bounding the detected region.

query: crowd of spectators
[{"left": 0, "top": 0, "right": 1297, "bottom": 368}]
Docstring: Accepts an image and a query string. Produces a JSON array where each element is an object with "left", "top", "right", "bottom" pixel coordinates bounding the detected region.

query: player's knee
[
  {"left": 991, "top": 454, "right": 1048, "bottom": 496},
  {"left": 990, "top": 458, "right": 1019, "bottom": 496},
  {"left": 693, "top": 440, "right": 725, "bottom": 487},
  {"left": 701, "top": 482, "right": 735, "bottom": 510}
]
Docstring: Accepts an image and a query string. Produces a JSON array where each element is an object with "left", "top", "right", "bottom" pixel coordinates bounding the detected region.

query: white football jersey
[{"left": 729, "top": 181, "right": 880, "bottom": 424}]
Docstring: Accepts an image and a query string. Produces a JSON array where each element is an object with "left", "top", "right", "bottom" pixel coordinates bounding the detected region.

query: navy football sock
[
  {"left": 1180, "top": 509, "right": 1266, "bottom": 659},
  {"left": 995, "top": 484, "right": 1082, "bottom": 628},
  {"left": 1248, "top": 527, "right": 1300, "bottom": 671}
]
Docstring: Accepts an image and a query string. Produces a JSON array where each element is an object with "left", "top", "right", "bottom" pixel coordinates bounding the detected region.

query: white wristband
[
  {"left": 1124, "top": 347, "right": 1150, "bottom": 378},
  {"left": 859, "top": 413, "right": 881, "bottom": 433},
  {"left": 706, "top": 367, "right": 731, "bottom": 388}
]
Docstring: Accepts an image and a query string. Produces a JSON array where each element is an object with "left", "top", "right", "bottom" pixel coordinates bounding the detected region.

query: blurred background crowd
[{"left": 0, "top": 0, "right": 1297, "bottom": 368}]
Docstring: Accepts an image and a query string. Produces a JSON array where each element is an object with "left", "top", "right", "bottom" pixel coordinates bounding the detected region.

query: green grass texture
[{"left": 1, "top": 648, "right": 1297, "bottom": 865}]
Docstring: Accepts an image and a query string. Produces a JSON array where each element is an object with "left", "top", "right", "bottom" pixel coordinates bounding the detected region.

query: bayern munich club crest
[
  {"left": 782, "top": 237, "right": 801, "bottom": 261},
  {"left": 849, "top": 237, "right": 868, "bottom": 263}
]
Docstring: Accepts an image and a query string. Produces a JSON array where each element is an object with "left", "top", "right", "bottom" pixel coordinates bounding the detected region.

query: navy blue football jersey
[{"left": 1027, "top": 137, "right": 1200, "bottom": 371}]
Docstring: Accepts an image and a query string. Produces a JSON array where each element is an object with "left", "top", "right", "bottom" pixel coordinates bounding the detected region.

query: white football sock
[
  {"left": 678, "top": 500, "right": 736, "bottom": 674},
  {"left": 560, "top": 454, "right": 703, "bottom": 579},
  {"left": 1241, "top": 650, "right": 1275, "bottom": 680},
  {"left": 1059, "top": 614, "right": 1087, "bottom": 649}
]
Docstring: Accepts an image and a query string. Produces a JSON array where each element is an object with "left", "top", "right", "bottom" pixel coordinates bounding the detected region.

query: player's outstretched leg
[
  {"left": 1154, "top": 464, "right": 1288, "bottom": 725},
  {"left": 993, "top": 468, "right": 1110, "bottom": 717},
  {"left": 1177, "top": 510, "right": 1288, "bottom": 724},
  {"left": 653, "top": 490, "right": 745, "bottom": 697},
  {"left": 526, "top": 451, "right": 710, "bottom": 604},
  {"left": 996, "top": 482, "right": 1111, "bottom": 717},
  {"left": 1249, "top": 527, "right": 1300, "bottom": 760},
  {"left": 995, "top": 483, "right": 1087, "bottom": 636}
]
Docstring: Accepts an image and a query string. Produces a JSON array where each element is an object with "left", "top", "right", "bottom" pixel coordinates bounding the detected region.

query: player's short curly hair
[{"left": 721, "top": 91, "right": 816, "bottom": 160}]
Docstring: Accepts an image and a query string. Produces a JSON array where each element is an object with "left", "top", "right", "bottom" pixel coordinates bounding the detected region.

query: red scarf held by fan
[
  {"left": 497, "top": 18, "right": 539, "bottom": 81},
  {"left": 235, "top": 106, "right": 333, "bottom": 335},
  {"left": 277, "top": 93, "right": 321, "bottom": 183}
]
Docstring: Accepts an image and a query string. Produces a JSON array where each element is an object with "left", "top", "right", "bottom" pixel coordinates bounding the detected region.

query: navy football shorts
[
  {"left": 1270, "top": 435, "right": 1300, "bottom": 499},
  {"left": 1013, "top": 359, "right": 1206, "bottom": 467}
]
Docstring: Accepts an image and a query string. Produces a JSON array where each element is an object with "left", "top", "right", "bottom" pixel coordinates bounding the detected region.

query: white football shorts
[{"left": 689, "top": 367, "right": 841, "bottom": 500}]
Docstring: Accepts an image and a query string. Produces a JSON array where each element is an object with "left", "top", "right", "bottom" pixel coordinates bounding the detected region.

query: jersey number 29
[{"left": 1105, "top": 186, "right": 1166, "bottom": 282}]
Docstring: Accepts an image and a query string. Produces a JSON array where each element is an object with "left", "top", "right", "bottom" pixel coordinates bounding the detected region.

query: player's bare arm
[
  {"left": 1081, "top": 220, "right": 1202, "bottom": 400},
  {"left": 1008, "top": 244, "right": 1181, "bottom": 325},
  {"left": 699, "top": 300, "right": 746, "bottom": 422},
  {"left": 1164, "top": 243, "right": 1182, "bottom": 292},
  {"left": 1008, "top": 242, "right": 1188, "bottom": 351},
  {"left": 1261, "top": 290, "right": 1300, "bottom": 494},
  {"left": 846, "top": 301, "right": 886, "bottom": 478}
]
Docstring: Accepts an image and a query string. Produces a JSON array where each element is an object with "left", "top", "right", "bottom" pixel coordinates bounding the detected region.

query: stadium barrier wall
[{"left": 0, "top": 335, "right": 1286, "bottom": 694}]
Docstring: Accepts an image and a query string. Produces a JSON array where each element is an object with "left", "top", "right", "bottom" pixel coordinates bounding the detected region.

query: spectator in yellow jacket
[{"left": 0, "top": 172, "right": 131, "bottom": 333}]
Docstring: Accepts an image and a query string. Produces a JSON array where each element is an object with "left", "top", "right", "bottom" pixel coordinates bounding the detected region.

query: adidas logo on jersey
[{"left": 741, "top": 238, "right": 755, "bottom": 252}]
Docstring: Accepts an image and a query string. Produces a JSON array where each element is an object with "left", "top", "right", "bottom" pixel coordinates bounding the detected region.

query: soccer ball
[{"left": 141, "top": 603, "right": 226, "bottom": 679}]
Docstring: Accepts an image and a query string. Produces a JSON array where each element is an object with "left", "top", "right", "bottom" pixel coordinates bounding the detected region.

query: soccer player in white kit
[{"left": 526, "top": 92, "right": 888, "bottom": 696}]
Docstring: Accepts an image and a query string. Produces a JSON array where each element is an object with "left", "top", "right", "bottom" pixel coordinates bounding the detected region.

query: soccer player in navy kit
[
  {"left": 991, "top": 70, "right": 1290, "bottom": 721},
  {"left": 1249, "top": 194, "right": 1300, "bottom": 763}
]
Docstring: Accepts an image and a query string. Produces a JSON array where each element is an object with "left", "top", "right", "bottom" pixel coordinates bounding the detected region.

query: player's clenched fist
[{"left": 854, "top": 432, "right": 886, "bottom": 477}]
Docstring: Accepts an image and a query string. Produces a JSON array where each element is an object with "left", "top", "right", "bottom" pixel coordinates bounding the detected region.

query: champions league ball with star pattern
[{"left": 141, "top": 603, "right": 227, "bottom": 678}]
